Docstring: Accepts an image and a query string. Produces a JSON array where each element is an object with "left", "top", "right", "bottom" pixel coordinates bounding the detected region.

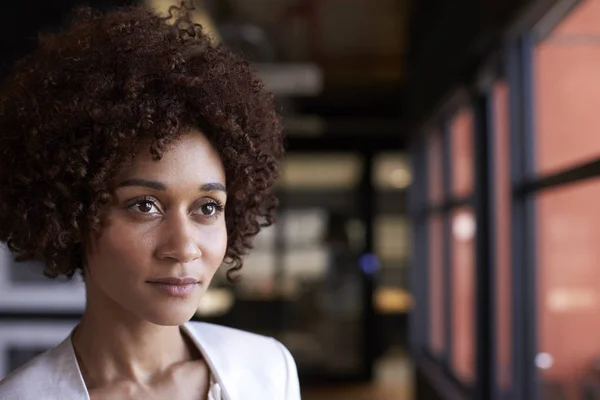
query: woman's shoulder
[
  {"left": 0, "top": 336, "right": 84, "bottom": 399},
  {"left": 184, "top": 321, "right": 301, "bottom": 399}
]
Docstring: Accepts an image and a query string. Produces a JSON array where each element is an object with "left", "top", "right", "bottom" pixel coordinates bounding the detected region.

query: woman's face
[{"left": 84, "top": 130, "right": 228, "bottom": 326}]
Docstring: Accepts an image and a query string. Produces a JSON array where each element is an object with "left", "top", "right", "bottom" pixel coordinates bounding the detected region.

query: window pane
[
  {"left": 450, "top": 109, "right": 474, "bottom": 198},
  {"left": 451, "top": 207, "right": 476, "bottom": 384},
  {"left": 493, "top": 81, "right": 512, "bottom": 392},
  {"left": 537, "top": 178, "right": 600, "bottom": 399},
  {"left": 534, "top": 0, "right": 600, "bottom": 175},
  {"left": 429, "top": 214, "right": 445, "bottom": 355},
  {"left": 428, "top": 131, "right": 444, "bottom": 206}
]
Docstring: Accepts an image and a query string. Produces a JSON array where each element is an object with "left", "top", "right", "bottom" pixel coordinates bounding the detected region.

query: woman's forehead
[{"left": 119, "top": 131, "right": 226, "bottom": 185}]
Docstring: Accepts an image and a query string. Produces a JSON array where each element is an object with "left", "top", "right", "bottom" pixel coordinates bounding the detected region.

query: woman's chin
[{"left": 142, "top": 304, "right": 198, "bottom": 326}]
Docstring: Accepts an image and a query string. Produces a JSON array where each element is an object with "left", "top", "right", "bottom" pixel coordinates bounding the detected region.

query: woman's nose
[{"left": 155, "top": 215, "right": 202, "bottom": 264}]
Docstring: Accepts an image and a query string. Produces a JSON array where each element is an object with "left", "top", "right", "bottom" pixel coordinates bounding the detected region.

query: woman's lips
[{"left": 146, "top": 277, "right": 200, "bottom": 297}]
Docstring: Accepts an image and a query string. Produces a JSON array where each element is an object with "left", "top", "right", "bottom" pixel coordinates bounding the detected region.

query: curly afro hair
[{"left": 0, "top": 4, "right": 283, "bottom": 280}]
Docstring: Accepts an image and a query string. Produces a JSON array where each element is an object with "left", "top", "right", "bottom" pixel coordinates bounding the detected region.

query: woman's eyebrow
[
  {"left": 200, "top": 182, "right": 227, "bottom": 194},
  {"left": 117, "top": 179, "right": 226, "bottom": 194},
  {"left": 117, "top": 179, "right": 166, "bottom": 190}
]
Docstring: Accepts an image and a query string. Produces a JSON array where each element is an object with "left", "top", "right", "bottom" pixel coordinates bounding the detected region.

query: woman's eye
[
  {"left": 198, "top": 202, "right": 223, "bottom": 217},
  {"left": 132, "top": 200, "right": 158, "bottom": 214},
  {"left": 201, "top": 203, "right": 216, "bottom": 216},
  {"left": 201, "top": 204, "right": 215, "bottom": 215}
]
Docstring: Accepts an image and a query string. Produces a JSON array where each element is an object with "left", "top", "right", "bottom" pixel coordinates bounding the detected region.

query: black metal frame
[
  {"left": 473, "top": 93, "right": 493, "bottom": 400},
  {"left": 518, "top": 33, "right": 540, "bottom": 400}
]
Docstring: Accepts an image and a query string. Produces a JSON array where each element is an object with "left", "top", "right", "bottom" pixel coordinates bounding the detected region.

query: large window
[
  {"left": 409, "top": 3, "right": 600, "bottom": 400},
  {"left": 532, "top": 2, "right": 600, "bottom": 397}
]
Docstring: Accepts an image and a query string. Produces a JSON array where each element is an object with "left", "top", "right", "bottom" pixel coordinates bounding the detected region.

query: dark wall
[{"left": 403, "top": 0, "right": 556, "bottom": 132}]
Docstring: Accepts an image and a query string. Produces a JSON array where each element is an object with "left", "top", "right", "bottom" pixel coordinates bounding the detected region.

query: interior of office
[{"left": 1, "top": 1, "right": 600, "bottom": 400}]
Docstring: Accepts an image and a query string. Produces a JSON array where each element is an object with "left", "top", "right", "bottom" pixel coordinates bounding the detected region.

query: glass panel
[
  {"left": 428, "top": 131, "right": 444, "bottom": 206},
  {"left": 493, "top": 81, "right": 512, "bottom": 393},
  {"left": 451, "top": 207, "right": 476, "bottom": 384},
  {"left": 536, "top": 178, "right": 600, "bottom": 400},
  {"left": 429, "top": 214, "right": 444, "bottom": 355},
  {"left": 534, "top": 0, "right": 600, "bottom": 175},
  {"left": 450, "top": 108, "right": 474, "bottom": 198}
]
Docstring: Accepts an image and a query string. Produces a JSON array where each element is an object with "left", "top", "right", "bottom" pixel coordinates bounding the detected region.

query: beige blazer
[{"left": 0, "top": 321, "right": 301, "bottom": 400}]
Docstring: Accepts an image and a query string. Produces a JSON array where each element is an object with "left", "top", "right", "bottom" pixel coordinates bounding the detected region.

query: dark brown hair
[{"left": 0, "top": 4, "right": 283, "bottom": 280}]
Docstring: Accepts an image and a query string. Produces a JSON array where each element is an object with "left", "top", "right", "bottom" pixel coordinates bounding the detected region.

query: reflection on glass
[
  {"left": 534, "top": 0, "right": 600, "bottom": 175},
  {"left": 537, "top": 179, "right": 600, "bottom": 399},
  {"left": 450, "top": 108, "right": 474, "bottom": 198},
  {"left": 451, "top": 207, "right": 475, "bottom": 384},
  {"left": 429, "top": 214, "right": 444, "bottom": 355},
  {"left": 493, "top": 81, "right": 512, "bottom": 392}
]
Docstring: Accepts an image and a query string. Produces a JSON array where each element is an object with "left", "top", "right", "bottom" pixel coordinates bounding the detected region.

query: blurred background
[{"left": 0, "top": 0, "right": 599, "bottom": 399}]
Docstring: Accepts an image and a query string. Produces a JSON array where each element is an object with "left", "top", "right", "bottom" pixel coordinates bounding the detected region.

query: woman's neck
[{"left": 71, "top": 298, "right": 198, "bottom": 389}]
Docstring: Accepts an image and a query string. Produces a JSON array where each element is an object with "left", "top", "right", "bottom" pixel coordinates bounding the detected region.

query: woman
[{"left": 0, "top": 4, "right": 300, "bottom": 400}]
